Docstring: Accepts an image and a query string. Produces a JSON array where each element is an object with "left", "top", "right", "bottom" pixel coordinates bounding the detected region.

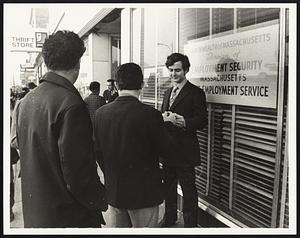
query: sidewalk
[
  {"left": 10, "top": 172, "right": 184, "bottom": 228},
  {"left": 10, "top": 177, "right": 23, "bottom": 228}
]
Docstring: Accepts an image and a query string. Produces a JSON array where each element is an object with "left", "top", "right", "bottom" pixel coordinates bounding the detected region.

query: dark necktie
[{"left": 169, "top": 86, "right": 179, "bottom": 108}]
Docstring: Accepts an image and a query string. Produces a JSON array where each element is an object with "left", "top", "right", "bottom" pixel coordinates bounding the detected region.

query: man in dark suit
[
  {"left": 103, "top": 79, "right": 119, "bottom": 103},
  {"left": 14, "top": 30, "right": 107, "bottom": 228},
  {"left": 160, "top": 53, "right": 207, "bottom": 227},
  {"left": 94, "top": 63, "right": 175, "bottom": 227}
]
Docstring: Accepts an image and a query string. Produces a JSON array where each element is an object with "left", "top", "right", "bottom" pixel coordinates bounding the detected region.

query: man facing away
[
  {"left": 160, "top": 53, "right": 207, "bottom": 227},
  {"left": 103, "top": 78, "right": 119, "bottom": 103},
  {"left": 84, "top": 81, "right": 106, "bottom": 129},
  {"left": 94, "top": 63, "right": 175, "bottom": 227},
  {"left": 14, "top": 30, "right": 107, "bottom": 228}
]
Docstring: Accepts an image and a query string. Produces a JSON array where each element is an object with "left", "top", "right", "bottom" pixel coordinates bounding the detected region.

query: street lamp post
[{"left": 157, "top": 42, "right": 173, "bottom": 53}]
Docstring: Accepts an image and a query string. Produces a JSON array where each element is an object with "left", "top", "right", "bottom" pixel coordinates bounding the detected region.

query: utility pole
[{"left": 52, "top": 12, "right": 65, "bottom": 34}]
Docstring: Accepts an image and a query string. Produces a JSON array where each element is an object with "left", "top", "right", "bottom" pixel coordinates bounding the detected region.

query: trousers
[
  {"left": 105, "top": 205, "right": 159, "bottom": 227},
  {"left": 163, "top": 165, "right": 198, "bottom": 227}
]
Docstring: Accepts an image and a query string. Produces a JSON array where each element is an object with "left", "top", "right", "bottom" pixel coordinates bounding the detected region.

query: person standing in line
[
  {"left": 13, "top": 30, "right": 107, "bottom": 228},
  {"left": 103, "top": 79, "right": 119, "bottom": 103},
  {"left": 84, "top": 81, "right": 106, "bottom": 130},
  {"left": 94, "top": 63, "right": 176, "bottom": 227},
  {"left": 160, "top": 53, "right": 207, "bottom": 227}
]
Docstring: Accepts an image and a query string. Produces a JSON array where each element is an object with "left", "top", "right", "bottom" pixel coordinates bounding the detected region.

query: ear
[{"left": 140, "top": 81, "right": 145, "bottom": 89}]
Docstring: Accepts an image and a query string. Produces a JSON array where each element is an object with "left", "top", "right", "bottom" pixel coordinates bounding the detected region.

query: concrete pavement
[{"left": 10, "top": 167, "right": 184, "bottom": 228}]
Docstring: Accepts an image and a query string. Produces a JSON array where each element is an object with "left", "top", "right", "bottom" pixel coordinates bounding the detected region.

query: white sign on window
[{"left": 184, "top": 24, "right": 279, "bottom": 108}]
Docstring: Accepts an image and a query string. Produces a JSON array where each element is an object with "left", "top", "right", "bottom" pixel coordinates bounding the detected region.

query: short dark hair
[
  {"left": 107, "top": 79, "right": 115, "bottom": 85},
  {"left": 116, "top": 63, "right": 143, "bottom": 90},
  {"left": 19, "top": 87, "right": 29, "bottom": 99},
  {"left": 165, "top": 53, "right": 190, "bottom": 72},
  {"left": 42, "top": 30, "right": 86, "bottom": 71},
  {"left": 27, "top": 82, "right": 37, "bottom": 89},
  {"left": 89, "top": 81, "right": 100, "bottom": 92}
]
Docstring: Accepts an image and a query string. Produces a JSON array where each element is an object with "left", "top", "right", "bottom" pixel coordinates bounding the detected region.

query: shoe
[
  {"left": 10, "top": 212, "right": 15, "bottom": 222},
  {"left": 159, "top": 218, "right": 176, "bottom": 227}
]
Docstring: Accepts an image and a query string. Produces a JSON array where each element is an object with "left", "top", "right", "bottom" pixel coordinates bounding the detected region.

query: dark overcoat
[
  {"left": 161, "top": 81, "right": 207, "bottom": 167},
  {"left": 16, "top": 72, "right": 107, "bottom": 228},
  {"left": 94, "top": 96, "right": 174, "bottom": 209}
]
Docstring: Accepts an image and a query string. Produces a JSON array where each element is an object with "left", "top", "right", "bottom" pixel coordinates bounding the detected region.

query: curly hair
[
  {"left": 116, "top": 63, "right": 143, "bottom": 90},
  {"left": 42, "top": 30, "right": 86, "bottom": 71},
  {"left": 165, "top": 53, "right": 190, "bottom": 72}
]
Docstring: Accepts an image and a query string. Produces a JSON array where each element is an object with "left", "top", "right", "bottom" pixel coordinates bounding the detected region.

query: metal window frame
[{"left": 271, "top": 7, "right": 287, "bottom": 228}]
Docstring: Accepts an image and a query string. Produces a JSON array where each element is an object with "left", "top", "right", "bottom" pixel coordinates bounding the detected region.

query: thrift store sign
[
  {"left": 184, "top": 24, "right": 279, "bottom": 108},
  {"left": 10, "top": 29, "right": 48, "bottom": 53}
]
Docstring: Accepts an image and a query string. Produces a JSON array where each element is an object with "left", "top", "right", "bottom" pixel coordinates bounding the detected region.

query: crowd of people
[{"left": 10, "top": 30, "right": 207, "bottom": 228}]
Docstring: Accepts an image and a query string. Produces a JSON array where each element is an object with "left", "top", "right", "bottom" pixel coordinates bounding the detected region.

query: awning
[{"left": 77, "top": 8, "right": 114, "bottom": 38}]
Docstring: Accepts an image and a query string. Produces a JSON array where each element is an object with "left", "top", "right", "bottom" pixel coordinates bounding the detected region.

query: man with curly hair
[{"left": 14, "top": 30, "right": 107, "bottom": 228}]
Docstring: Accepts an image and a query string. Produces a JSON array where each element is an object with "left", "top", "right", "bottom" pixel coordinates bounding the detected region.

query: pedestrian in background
[
  {"left": 84, "top": 81, "right": 106, "bottom": 130},
  {"left": 160, "top": 53, "right": 207, "bottom": 227},
  {"left": 94, "top": 63, "right": 176, "bottom": 227},
  {"left": 14, "top": 30, "right": 107, "bottom": 228},
  {"left": 10, "top": 98, "right": 19, "bottom": 222},
  {"left": 103, "top": 79, "right": 118, "bottom": 103},
  {"left": 11, "top": 83, "right": 36, "bottom": 149}
]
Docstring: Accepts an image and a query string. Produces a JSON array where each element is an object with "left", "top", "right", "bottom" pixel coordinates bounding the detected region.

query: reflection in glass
[{"left": 140, "top": 8, "right": 176, "bottom": 109}]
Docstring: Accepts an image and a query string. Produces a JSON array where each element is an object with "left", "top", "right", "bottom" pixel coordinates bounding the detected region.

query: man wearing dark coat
[
  {"left": 94, "top": 63, "right": 175, "bottom": 227},
  {"left": 160, "top": 53, "right": 207, "bottom": 227},
  {"left": 14, "top": 30, "right": 107, "bottom": 228},
  {"left": 103, "top": 79, "right": 119, "bottom": 103},
  {"left": 84, "top": 81, "right": 106, "bottom": 130}
]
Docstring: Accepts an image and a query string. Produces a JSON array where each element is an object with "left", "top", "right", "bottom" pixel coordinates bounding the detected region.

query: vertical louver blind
[
  {"left": 179, "top": 8, "right": 209, "bottom": 53},
  {"left": 237, "top": 8, "right": 280, "bottom": 28},
  {"left": 212, "top": 8, "right": 234, "bottom": 35}
]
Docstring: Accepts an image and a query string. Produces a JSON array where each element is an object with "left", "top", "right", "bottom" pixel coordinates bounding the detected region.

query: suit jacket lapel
[
  {"left": 169, "top": 81, "right": 190, "bottom": 110},
  {"left": 162, "top": 88, "right": 172, "bottom": 112}
]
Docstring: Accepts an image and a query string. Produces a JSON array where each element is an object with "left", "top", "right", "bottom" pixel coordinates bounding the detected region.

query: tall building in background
[{"left": 30, "top": 8, "right": 49, "bottom": 29}]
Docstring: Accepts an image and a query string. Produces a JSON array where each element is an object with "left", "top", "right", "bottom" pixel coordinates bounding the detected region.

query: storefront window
[
  {"left": 125, "top": 6, "right": 288, "bottom": 228},
  {"left": 237, "top": 8, "right": 280, "bottom": 28},
  {"left": 179, "top": 8, "right": 209, "bottom": 53},
  {"left": 212, "top": 8, "right": 234, "bottom": 35},
  {"left": 139, "top": 8, "right": 176, "bottom": 108},
  {"left": 178, "top": 7, "right": 285, "bottom": 228},
  {"left": 156, "top": 8, "right": 176, "bottom": 109}
]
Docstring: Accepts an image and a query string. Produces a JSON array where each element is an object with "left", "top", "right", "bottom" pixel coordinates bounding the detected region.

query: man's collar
[
  {"left": 173, "top": 78, "right": 188, "bottom": 91},
  {"left": 119, "top": 90, "right": 139, "bottom": 99},
  {"left": 40, "top": 72, "right": 81, "bottom": 98}
]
